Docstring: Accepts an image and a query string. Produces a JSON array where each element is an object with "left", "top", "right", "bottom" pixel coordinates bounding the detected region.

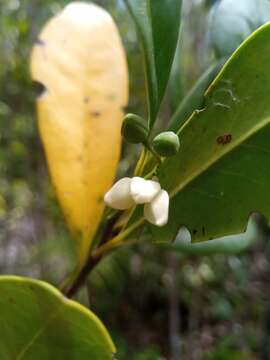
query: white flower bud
[
  {"left": 144, "top": 189, "right": 169, "bottom": 227},
  {"left": 104, "top": 177, "right": 135, "bottom": 210},
  {"left": 130, "top": 177, "right": 161, "bottom": 204}
]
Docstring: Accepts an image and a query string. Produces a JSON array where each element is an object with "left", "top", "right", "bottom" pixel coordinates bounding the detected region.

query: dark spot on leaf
[
  {"left": 202, "top": 226, "right": 206, "bottom": 236},
  {"left": 90, "top": 111, "right": 101, "bottom": 117},
  {"left": 35, "top": 38, "right": 46, "bottom": 46},
  {"left": 9, "top": 297, "right": 15, "bottom": 304},
  {"left": 216, "top": 134, "right": 232, "bottom": 145},
  {"left": 193, "top": 229, "right": 198, "bottom": 235}
]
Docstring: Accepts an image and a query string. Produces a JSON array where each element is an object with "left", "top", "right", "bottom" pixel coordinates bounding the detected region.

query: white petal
[
  {"left": 130, "top": 177, "right": 161, "bottom": 204},
  {"left": 104, "top": 177, "right": 135, "bottom": 210},
  {"left": 144, "top": 190, "right": 169, "bottom": 227}
]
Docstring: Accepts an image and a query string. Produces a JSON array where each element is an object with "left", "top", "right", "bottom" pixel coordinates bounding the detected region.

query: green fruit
[
  {"left": 121, "top": 114, "right": 149, "bottom": 144},
  {"left": 152, "top": 131, "right": 180, "bottom": 157}
]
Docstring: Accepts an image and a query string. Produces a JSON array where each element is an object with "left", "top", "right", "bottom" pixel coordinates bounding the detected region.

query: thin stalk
[
  {"left": 134, "top": 148, "right": 148, "bottom": 176},
  {"left": 143, "top": 141, "right": 162, "bottom": 165},
  {"left": 91, "top": 218, "right": 144, "bottom": 259}
]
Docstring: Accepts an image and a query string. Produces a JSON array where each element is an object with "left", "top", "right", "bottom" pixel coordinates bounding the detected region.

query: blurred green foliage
[{"left": 0, "top": 0, "right": 270, "bottom": 359}]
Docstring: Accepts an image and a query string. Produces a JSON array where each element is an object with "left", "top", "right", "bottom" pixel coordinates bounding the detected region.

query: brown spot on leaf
[
  {"left": 216, "top": 134, "right": 232, "bottom": 145},
  {"left": 90, "top": 111, "right": 101, "bottom": 117}
]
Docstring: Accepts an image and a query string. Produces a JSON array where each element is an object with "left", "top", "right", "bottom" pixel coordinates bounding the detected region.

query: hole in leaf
[
  {"left": 174, "top": 226, "right": 191, "bottom": 245},
  {"left": 32, "top": 80, "right": 47, "bottom": 99},
  {"left": 35, "top": 38, "right": 46, "bottom": 47}
]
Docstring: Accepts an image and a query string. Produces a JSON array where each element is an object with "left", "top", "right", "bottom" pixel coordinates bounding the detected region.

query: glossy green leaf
[
  {"left": 0, "top": 276, "right": 115, "bottom": 359},
  {"left": 148, "top": 23, "right": 270, "bottom": 244},
  {"left": 135, "top": 61, "right": 224, "bottom": 177},
  {"left": 160, "top": 213, "right": 267, "bottom": 255},
  {"left": 123, "top": 0, "right": 182, "bottom": 125},
  {"left": 169, "top": 60, "right": 224, "bottom": 132}
]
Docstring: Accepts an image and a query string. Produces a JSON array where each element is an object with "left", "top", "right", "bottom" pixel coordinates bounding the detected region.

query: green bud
[
  {"left": 152, "top": 131, "right": 180, "bottom": 157},
  {"left": 121, "top": 113, "right": 149, "bottom": 144}
]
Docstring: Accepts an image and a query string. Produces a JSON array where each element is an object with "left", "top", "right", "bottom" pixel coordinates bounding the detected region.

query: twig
[
  {"left": 65, "top": 254, "right": 102, "bottom": 298},
  {"left": 64, "top": 217, "right": 143, "bottom": 298},
  {"left": 91, "top": 218, "right": 144, "bottom": 259},
  {"left": 64, "top": 211, "right": 120, "bottom": 298}
]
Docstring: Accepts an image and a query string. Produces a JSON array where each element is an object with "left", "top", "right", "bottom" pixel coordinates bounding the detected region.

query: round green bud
[
  {"left": 121, "top": 113, "right": 149, "bottom": 144},
  {"left": 152, "top": 131, "right": 180, "bottom": 157}
]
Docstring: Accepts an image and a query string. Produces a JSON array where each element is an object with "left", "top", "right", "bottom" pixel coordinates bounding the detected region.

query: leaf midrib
[
  {"left": 170, "top": 114, "right": 270, "bottom": 198},
  {"left": 125, "top": 114, "right": 270, "bottom": 240},
  {"left": 124, "top": 115, "right": 270, "bottom": 243},
  {"left": 15, "top": 308, "right": 61, "bottom": 359}
]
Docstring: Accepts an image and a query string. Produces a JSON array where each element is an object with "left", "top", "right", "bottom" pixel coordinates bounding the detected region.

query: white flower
[
  {"left": 144, "top": 189, "right": 169, "bottom": 227},
  {"left": 104, "top": 176, "right": 169, "bottom": 227},
  {"left": 130, "top": 177, "right": 161, "bottom": 204},
  {"left": 104, "top": 177, "right": 135, "bottom": 210}
]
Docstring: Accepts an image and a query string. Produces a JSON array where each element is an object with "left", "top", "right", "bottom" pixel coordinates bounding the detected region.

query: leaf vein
[{"left": 170, "top": 116, "right": 270, "bottom": 198}]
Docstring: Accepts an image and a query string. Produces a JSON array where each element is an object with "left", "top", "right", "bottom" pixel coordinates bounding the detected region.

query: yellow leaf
[{"left": 30, "top": 2, "right": 129, "bottom": 273}]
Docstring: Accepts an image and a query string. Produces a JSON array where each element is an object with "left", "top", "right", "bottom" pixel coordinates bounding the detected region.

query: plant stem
[
  {"left": 134, "top": 148, "right": 148, "bottom": 176},
  {"left": 64, "top": 218, "right": 144, "bottom": 298},
  {"left": 64, "top": 142, "right": 160, "bottom": 298},
  {"left": 142, "top": 140, "right": 162, "bottom": 165},
  {"left": 91, "top": 218, "right": 144, "bottom": 259},
  {"left": 65, "top": 254, "right": 102, "bottom": 298}
]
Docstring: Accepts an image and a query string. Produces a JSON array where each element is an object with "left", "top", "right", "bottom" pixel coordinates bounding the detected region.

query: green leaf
[
  {"left": 150, "top": 23, "right": 270, "bottom": 244},
  {"left": 123, "top": 0, "right": 182, "bottom": 125},
  {"left": 209, "top": 0, "right": 270, "bottom": 58},
  {"left": 160, "top": 213, "right": 267, "bottom": 255},
  {"left": 0, "top": 276, "right": 115, "bottom": 359},
  {"left": 169, "top": 60, "right": 224, "bottom": 132},
  {"left": 133, "top": 61, "right": 224, "bottom": 178}
]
